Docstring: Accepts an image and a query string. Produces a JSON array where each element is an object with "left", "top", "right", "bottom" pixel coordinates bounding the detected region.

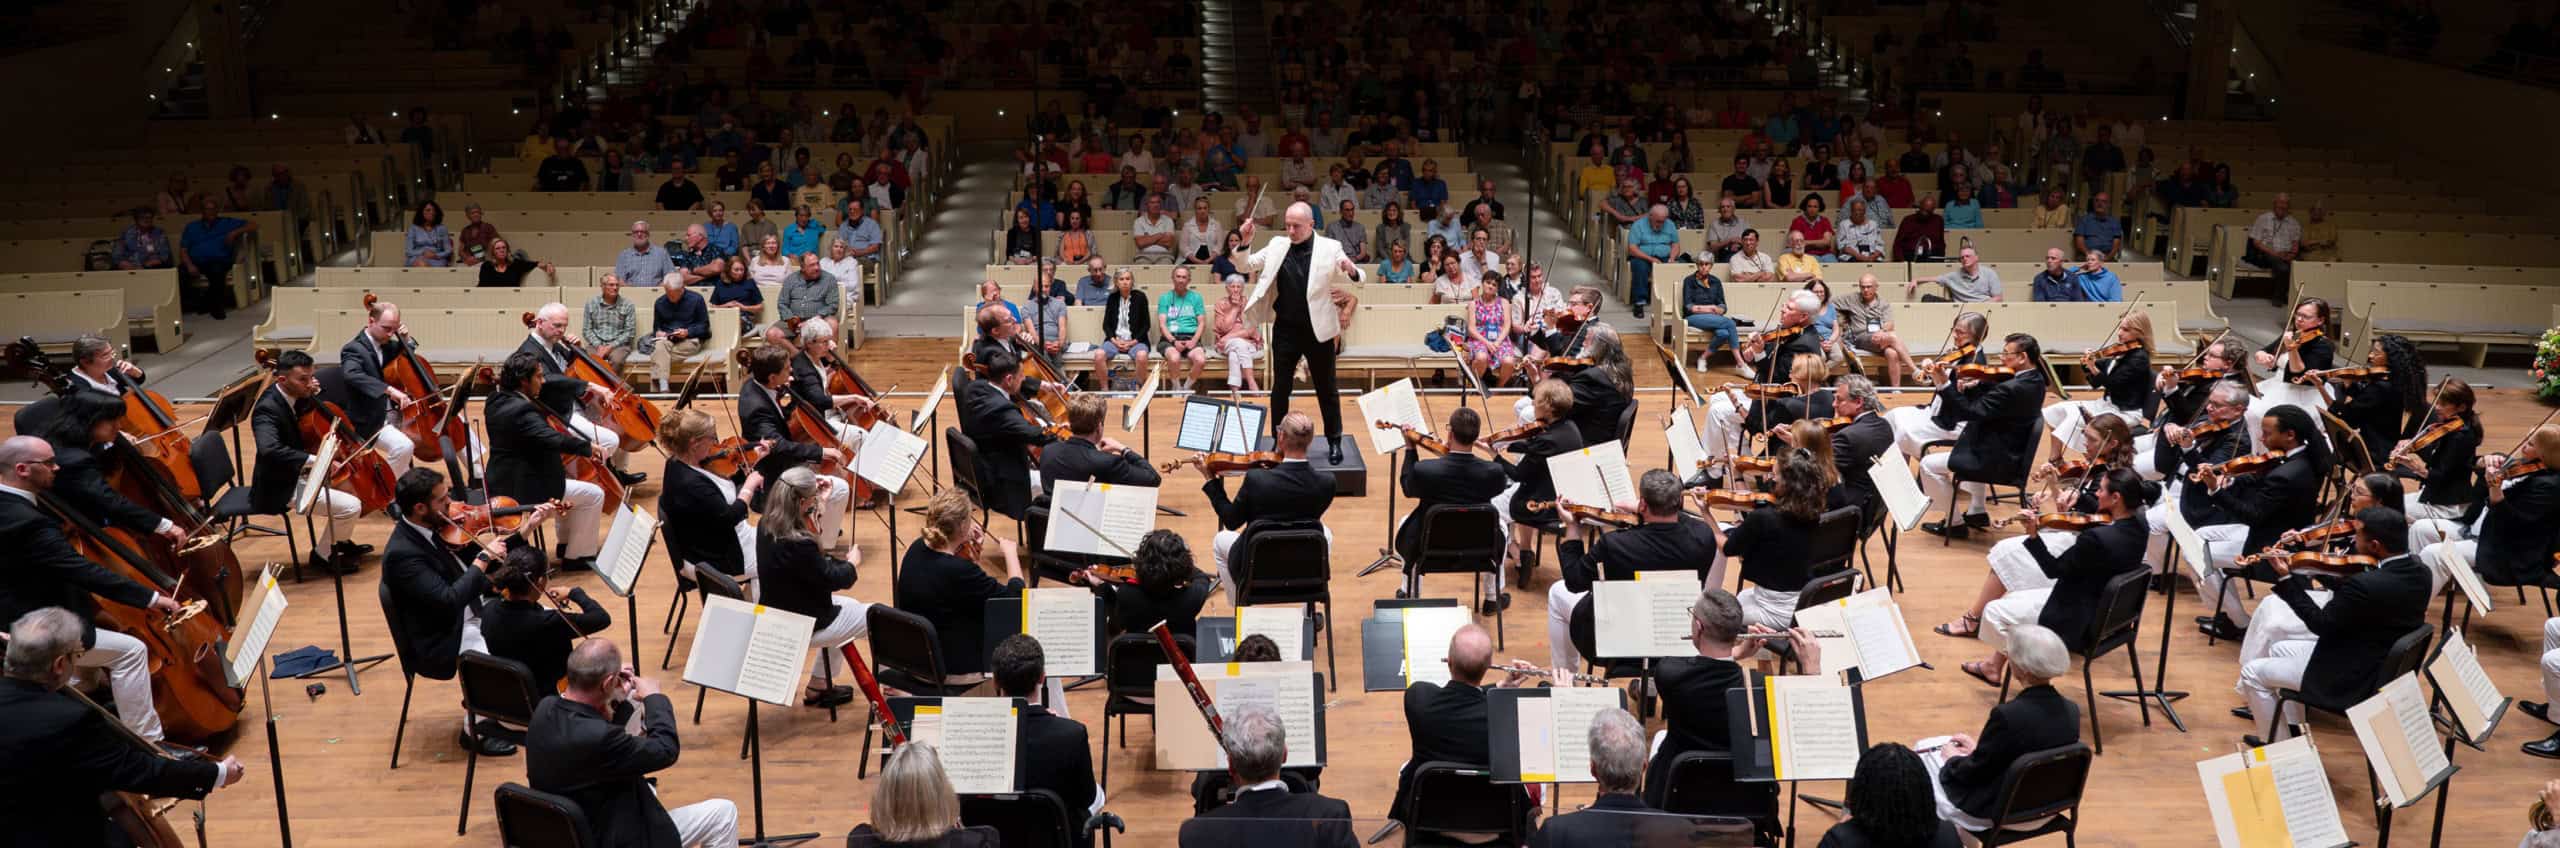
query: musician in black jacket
[
  {"left": 1178, "top": 700, "right": 1358, "bottom": 848},
  {"left": 2386, "top": 377, "right": 2481, "bottom": 526},
  {"left": 342, "top": 298, "right": 420, "bottom": 475},
  {"left": 737, "top": 346, "right": 850, "bottom": 535},
  {"left": 1553, "top": 332, "right": 1635, "bottom": 450},
  {"left": 0, "top": 436, "right": 183, "bottom": 743},
  {"left": 1644, "top": 591, "right": 1800, "bottom": 829},
  {"left": 1394, "top": 408, "right": 1510, "bottom": 603},
  {"left": 2252, "top": 297, "right": 2336, "bottom": 381},
  {"left": 1527, "top": 707, "right": 1657, "bottom": 847},
  {"left": 1825, "top": 374, "right": 1895, "bottom": 521},
  {"left": 1944, "top": 416, "right": 2135, "bottom": 639},
  {"left": 382, "top": 467, "right": 529, "bottom": 756},
  {"left": 1198, "top": 411, "right": 1336, "bottom": 602},
  {"left": 991, "top": 634, "right": 1102, "bottom": 844},
  {"left": 655, "top": 407, "right": 766, "bottom": 588},
  {"left": 10, "top": 335, "right": 145, "bottom": 438},
  {"left": 2140, "top": 380, "right": 2250, "bottom": 569},
  {"left": 1919, "top": 333, "right": 2050, "bottom": 539},
  {"left": 529, "top": 639, "right": 739, "bottom": 847},
  {"left": 2041, "top": 311, "right": 2153, "bottom": 459},
  {"left": 2420, "top": 424, "right": 2560, "bottom": 592},
  {"left": 1499, "top": 379, "right": 1584, "bottom": 583},
  {"left": 1701, "top": 289, "right": 1826, "bottom": 461},
  {"left": 2133, "top": 338, "right": 2249, "bottom": 480},
  {"left": 1886, "top": 311, "right": 1991, "bottom": 458},
  {"left": 1081, "top": 529, "right": 1217, "bottom": 636},
  {"left": 1387, "top": 624, "right": 1535, "bottom": 835},
  {"left": 41, "top": 391, "right": 185, "bottom": 546},
  {"left": 0, "top": 607, "right": 239, "bottom": 843},
  {"left": 1040, "top": 393, "right": 1159, "bottom": 493},
  {"left": 1736, "top": 352, "right": 1834, "bottom": 450},
  {"left": 2315, "top": 335, "right": 2423, "bottom": 471},
  {"left": 251, "top": 349, "right": 366, "bottom": 568},
  {"left": 786, "top": 316, "right": 880, "bottom": 480},
  {"left": 1547, "top": 469, "right": 1719, "bottom": 672},
  {"left": 895, "top": 489, "right": 1028, "bottom": 681},
  {"left": 475, "top": 545, "right": 609, "bottom": 695},
  {"left": 1963, "top": 467, "right": 2152, "bottom": 687},
  {"left": 956, "top": 348, "right": 1058, "bottom": 521},
  {"left": 487, "top": 351, "right": 610, "bottom": 570},
  {"left": 757, "top": 466, "right": 875, "bottom": 706},
  {"left": 2237, "top": 509, "right": 2434, "bottom": 745},
  {"left": 2192, "top": 404, "right": 2332, "bottom": 640},
  {"left": 1726, "top": 454, "right": 1834, "bottom": 630},
  {"left": 1926, "top": 625, "right": 2081, "bottom": 830},
  {"left": 520, "top": 301, "right": 644, "bottom": 486}
]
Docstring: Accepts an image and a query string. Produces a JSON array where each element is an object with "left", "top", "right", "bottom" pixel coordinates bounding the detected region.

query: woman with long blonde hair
[
  {"left": 2042, "top": 310, "right": 2155, "bottom": 458},
  {"left": 846, "top": 743, "right": 994, "bottom": 846},
  {"left": 756, "top": 466, "right": 875, "bottom": 707}
]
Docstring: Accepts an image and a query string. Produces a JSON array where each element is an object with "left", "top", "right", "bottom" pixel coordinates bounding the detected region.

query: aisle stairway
[
  {"left": 864, "top": 142, "right": 1024, "bottom": 337},
  {"left": 1199, "top": 0, "right": 1275, "bottom": 115}
]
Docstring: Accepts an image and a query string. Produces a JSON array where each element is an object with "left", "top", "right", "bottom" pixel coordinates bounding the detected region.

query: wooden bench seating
[
  {"left": 2345, "top": 282, "right": 2558, "bottom": 367},
  {"left": 2208, "top": 228, "right": 2560, "bottom": 298},
  {"left": 0, "top": 211, "right": 309, "bottom": 282},
  {"left": 0, "top": 290, "right": 127, "bottom": 353},
  {"left": 1602, "top": 227, "right": 2076, "bottom": 304},
  {"left": 312, "top": 266, "right": 606, "bottom": 288},
  {"left": 0, "top": 270, "right": 184, "bottom": 352},
  {"left": 970, "top": 266, "right": 1441, "bottom": 306},
  {"left": 2289, "top": 262, "right": 2556, "bottom": 309}
]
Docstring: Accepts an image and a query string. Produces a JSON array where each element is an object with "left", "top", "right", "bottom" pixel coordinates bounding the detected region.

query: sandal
[
  {"left": 1960, "top": 661, "right": 2002, "bottom": 689},
  {"left": 1933, "top": 614, "right": 1981, "bottom": 638}
]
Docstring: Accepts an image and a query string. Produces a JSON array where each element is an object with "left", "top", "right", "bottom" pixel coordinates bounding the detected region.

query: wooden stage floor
[{"left": 45, "top": 338, "right": 2560, "bottom": 847}]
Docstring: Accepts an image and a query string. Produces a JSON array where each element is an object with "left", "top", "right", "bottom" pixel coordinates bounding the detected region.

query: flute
[{"left": 1497, "top": 662, "right": 1610, "bottom": 686}]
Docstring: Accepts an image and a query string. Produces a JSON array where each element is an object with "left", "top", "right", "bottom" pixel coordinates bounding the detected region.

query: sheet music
[
  {"left": 855, "top": 419, "right": 929, "bottom": 492},
  {"left": 596, "top": 506, "right": 656, "bottom": 598},
  {"left": 2164, "top": 495, "right": 2212, "bottom": 576},
  {"left": 1151, "top": 660, "right": 1317, "bottom": 770},
  {"left": 2348, "top": 672, "right": 2448, "bottom": 806},
  {"left": 1843, "top": 602, "right": 1919, "bottom": 678},
  {"left": 1237, "top": 605, "right": 1306, "bottom": 662},
  {"left": 934, "top": 697, "right": 1021, "bottom": 794},
  {"left": 1665, "top": 407, "right": 1707, "bottom": 480},
  {"left": 1215, "top": 673, "right": 1321, "bottom": 767},
  {"left": 909, "top": 371, "right": 951, "bottom": 435},
  {"left": 2197, "top": 735, "right": 2350, "bottom": 848},
  {"left": 1124, "top": 365, "right": 1162, "bottom": 431},
  {"left": 1356, "top": 378, "right": 1429, "bottom": 456},
  {"left": 2429, "top": 629, "right": 2505, "bottom": 743},
  {"left": 1549, "top": 440, "right": 1635, "bottom": 509},
  {"left": 1592, "top": 572, "right": 1701, "bottom": 658},
  {"left": 2435, "top": 542, "right": 2493, "bottom": 613},
  {"left": 1513, "top": 695, "right": 1558, "bottom": 782},
  {"left": 681, "top": 595, "right": 816, "bottom": 706},
  {"left": 1790, "top": 603, "right": 1859, "bottom": 677},
  {"left": 1549, "top": 687, "right": 1620, "bottom": 784},
  {"left": 225, "top": 566, "right": 289, "bottom": 686},
  {"left": 1400, "top": 605, "right": 1472, "bottom": 686},
  {"left": 295, "top": 432, "right": 340, "bottom": 515},
  {"left": 1023, "top": 587, "right": 1099, "bottom": 677},
  {"left": 1176, "top": 398, "right": 1266, "bottom": 454},
  {"left": 1770, "top": 676, "right": 1861, "bottom": 781},
  {"left": 1865, "top": 442, "right": 1928, "bottom": 532},
  {"left": 1043, "top": 480, "right": 1158, "bottom": 558}
]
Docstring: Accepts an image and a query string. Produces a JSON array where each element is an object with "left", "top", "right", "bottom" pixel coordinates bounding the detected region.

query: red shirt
[
  {"left": 1789, "top": 216, "right": 1836, "bottom": 256},
  {"left": 1877, "top": 176, "right": 1915, "bottom": 209},
  {"left": 1079, "top": 151, "right": 1116, "bottom": 173}
]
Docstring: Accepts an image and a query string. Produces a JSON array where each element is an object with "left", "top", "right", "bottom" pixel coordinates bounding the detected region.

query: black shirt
[
  {"left": 536, "top": 155, "right": 590, "bottom": 191},
  {"left": 655, "top": 178, "right": 705, "bottom": 211},
  {"left": 1720, "top": 173, "right": 1762, "bottom": 203},
  {"left": 1275, "top": 238, "right": 1314, "bottom": 339},
  {"left": 1727, "top": 506, "right": 1821, "bottom": 592},
  {"left": 478, "top": 590, "right": 609, "bottom": 694},
  {"left": 480, "top": 255, "right": 541, "bottom": 287}
]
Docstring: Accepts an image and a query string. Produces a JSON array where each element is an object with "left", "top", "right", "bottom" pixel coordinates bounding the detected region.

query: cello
[
  {"left": 477, "top": 365, "right": 626, "bottom": 514},
  {"left": 364, "top": 293, "right": 472, "bottom": 464},
  {"left": 41, "top": 489, "right": 243, "bottom": 743},
  {"left": 519, "top": 311, "right": 662, "bottom": 447},
  {"left": 254, "top": 349, "right": 398, "bottom": 513},
  {"left": 3, "top": 339, "right": 203, "bottom": 501}
]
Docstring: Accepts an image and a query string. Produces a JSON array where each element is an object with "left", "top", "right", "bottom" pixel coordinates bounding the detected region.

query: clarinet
[
  {"left": 1152, "top": 620, "right": 1226, "bottom": 743},
  {"left": 838, "top": 642, "right": 909, "bottom": 748}
]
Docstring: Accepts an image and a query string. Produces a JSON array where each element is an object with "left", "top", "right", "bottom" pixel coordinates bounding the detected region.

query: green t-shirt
[{"left": 1157, "top": 288, "right": 1207, "bottom": 335}]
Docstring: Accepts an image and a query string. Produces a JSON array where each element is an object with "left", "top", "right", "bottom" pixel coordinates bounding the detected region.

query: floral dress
[{"left": 1465, "top": 297, "right": 1516, "bottom": 362}]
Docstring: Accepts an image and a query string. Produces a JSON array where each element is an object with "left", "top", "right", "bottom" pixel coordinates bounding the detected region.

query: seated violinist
[
  {"left": 2388, "top": 378, "right": 2480, "bottom": 527},
  {"left": 251, "top": 350, "right": 367, "bottom": 571},
  {"left": 2040, "top": 312, "right": 2153, "bottom": 459},
  {"left": 1039, "top": 393, "right": 1160, "bottom": 493},
  {"left": 2132, "top": 339, "right": 2249, "bottom": 480},
  {"left": 1395, "top": 408, "right": 1509, "bottom": 607},
  {"left": 485, "top": 351, "right": 611, "bottom": 571},
  {"left": 1940, "top": 416, "right": 2133, "bottom": 640},
  {"left": 2191, "top": 405, "right": 2332, "bottom": 641},
  {"left": 657, "top": 408, "right": 770, "bottom": 590},
  {"left": 956, "top": 349, "right": 1059, "bottom": 522},
  {"left": 2235, "top": 473, "right": 2404, "bottom": 675},
  {"left": 1884, "top": 312, "right": 1991, "bottom": 460},
  {"left": 1956, "top": 467, "right": 2152, "bottom": 688},
  {"left": 41, "top": 391, "right": 187, "bottom": 547},
  {"left": 1737, "top": 352, "right": 1833, "bottom": 451},
  {"left": 1198, "top": 412, "right": 1337, "bottom": 604},
  {"left": 518, "top": 302, "right": 646, "bottom": 487},
  {"left": 476, "top": 544, "right": 610, "bottom": 695},
  {"left": 1701, "top": 290, "right": 1825, "bottom": 469},
  {"left": 1918, "top": 334, "right": 2051, "bottom": 540},
  {"left": 1496, "top": 380, "right": 1584, "bottom": 584},
  {"left": 736, "top": 347, "right": 849, "bottom": 549},
  {"left": 1547, "top": 469, "right": 1719, "bottom": 672},
  {"left": 2234, "top": 508, "right": 2432, "bottom": 746},
  {"left": 0, "top": 436, "right": 186, "bottom": 743},
  {"left": 384, "top": 467, "right": 535, "bottom": 756},
  {"left": 895, "top": 488, "right": 1028, "bottom": 684},
  {"left": 2142, "top": 380, "right": 2252, "bottom": 569},
  {"left": 2419, "top": 424, "right": 2560, "bottom": 599},
  {"left": 1080, "top": 529, "right": 1219, "bottom": 636}
]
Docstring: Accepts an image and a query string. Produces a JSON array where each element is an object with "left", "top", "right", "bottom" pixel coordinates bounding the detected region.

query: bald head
[
  {"left": 1448, "top": 625, "right": 1494, "bottom": 684},
  {"left": 0, "top": 435, "right": 53, "bottom": 487},
  {"left": 1284, "top": 202, "right": 1315, "bottom": 243}
]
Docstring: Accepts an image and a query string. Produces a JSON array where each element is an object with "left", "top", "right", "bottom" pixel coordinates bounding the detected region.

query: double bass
[
  {"left": 1, "top": 339, "right": 202, "bottom": 501},
  {"left": 41, "top": 489, "right": 242, "bottom": 743},
  {"left": 364, "top": 293, "right": 472, "bottom": 464},
  {"left": 519, "top": 311, "right": 661, "bottom": 446}
]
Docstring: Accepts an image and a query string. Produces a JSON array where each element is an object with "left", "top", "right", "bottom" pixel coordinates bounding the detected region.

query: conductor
[{"left": 1231, "top": 201, "right": 1365, "bottom": 463}]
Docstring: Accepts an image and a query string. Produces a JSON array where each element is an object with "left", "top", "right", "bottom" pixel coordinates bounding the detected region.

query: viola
[
  {"left": 1686, "top": 488, "right": 1774, "bottom": 510},
  {"left": 1485, "top": 419, "right": 1549, "bottom": 444},
  {"left": 519, "top": 311, "right": 661, "bottom": 445},
  {"left": 2190, "top": 451, "right": 2284, "bottom": 483},
  {"left": 1523, "top": 500, "right": 1639, "bottom": 527},
  {"left": 1999, "top": 511, "right": 2106, "bottom": 532},
  {"left": 439, "top": 496, "right": 565, "bottom": 547},
  {"left": 1160, "top": 450, "right": 1283, "bottom": 475}
]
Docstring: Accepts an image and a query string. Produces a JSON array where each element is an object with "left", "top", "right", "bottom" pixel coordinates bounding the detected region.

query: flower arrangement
[{"left": 2536, "top": 326, "right": 2560, "bottom": 400}]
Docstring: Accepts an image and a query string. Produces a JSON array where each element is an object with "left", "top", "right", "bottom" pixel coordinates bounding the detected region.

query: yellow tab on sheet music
[{"left": 753, "top": 605, "right": 766, "bottom": 615}]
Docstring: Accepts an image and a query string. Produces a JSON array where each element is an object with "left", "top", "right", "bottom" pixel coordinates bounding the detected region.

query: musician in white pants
[
  {"left": 1886, "top": 311, "right": 1990, "bottom": 458},
  {"left": 523, "top": 303, "right": 637, "bottom": 483}
]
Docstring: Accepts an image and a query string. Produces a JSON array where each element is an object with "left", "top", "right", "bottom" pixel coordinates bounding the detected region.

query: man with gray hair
[
  {"left": 1823, "top": 373, "right": 1895, "bottom": 522},
  {"left": 1907, "top": 246, "right": 2004, "bottom": 303},
  {"left": 1178, "top": 700, "right": 1357, "bottom": 847},
  {"left": 644, "top": 273, "right": 711, "bottom": 393},
  {"left": 1923, "top": 624, "right": 2080, "bottom": 831},
  {"left": 1549, "top": 469, "right": 1721, "bottom": 673},
  {"left": 613, "top": 220, "right": 675, "bottom": 290},
  {"left": 1231, "top": 201, "right": 1367, "bottom": 463},
  {"left": 1530, "top": 707, "right": 1656, "bottom": 843},
  {"left": 0, "top": 608, "right": 239, "bottom": 843},
  {"left": 1701, "top": 290, "right": 1825, "bottom": 467},
  {"left": 527, "top": 639, "right": 738, "bottom": 847},
  {"left": 520, "top": 301, "right": 644, "bottom": 487},
  {"left": 1649, "top": 590, "right": 1817, "bottom": 800},
  {"left": 0, "top": 436, "right": 185, "bottom": 742}
]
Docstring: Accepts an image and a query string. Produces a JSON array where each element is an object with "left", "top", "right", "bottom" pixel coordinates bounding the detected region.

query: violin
[
  {"left": 2396, "top": 418, "right": 2466, "bottom": 459},
  {"left": 2237, "top": 549, "right": 2377, "bottom": 573},
  {"left": 2172, "top": 367, "right": 2229, "bottom": 386},
  {"left": 698, "top": 436, "right": 770, "bottom": 478},
  {"left": 2295, "top": 366, "right": 2380, "bottom": 385},
  {"left": 2501, "top": 458, "right": 2549, "bottom": 479},
  {"left": 1548, "top": 308, "right": 1586, "bottom": 335},
  {"left": 1920, "top": 342, "right": 1979, "bottom": 383},
  {"left": 1952, "top": 363, "right": 2019, "bottom": 383},
  {"left": 1541, "top": 356, "right": 1595, "bottom": 373},
  {"left": 1999, "top": 511, "right": 2107, "bottom": 532},
  {"left": 2185, "top": 417, "right": 2237, "bottom": 439},
  {"left": 2282, "top": 328, "right": 2324, "bottom": 353},
  {"left": 1523, "top": 500, "right": 1640, "bottom": 527},
  {"left": 1720, "top": 455, "right": 1777, "bottom": 477},
  {"left": 518, "top": 311, "right": 661, "bottom": 446},
  {"left": 2189, "top": 451, "right": 2284, "bottom": 483},
  {"left": 2081, "top": 338, "right": 2145, "bottom": 365},
  {"left": 2034, "top": 459, "right": 2094, "bottom": 483},
  {"left": 2279, "top": 518, "right": 2360, "bottom": 549},
  {"left": 438, "top": 496, "right": 564, "bottom": 547},
  {"left": 1160, "top": 450, "right": 1283, "bottom": 475},
  {"left": 1811, "top": 415, "right": 1856, "bottom": 433},
  {"left": 1686, "top": 488, "right": 1774, "bottom": 510},
  {"left": 1484, "top": 419, "right": 1549, "bottom": 444},
  {"left": 1744, "top": 323, "right": 1808, "bottom": 352},
  {"left": 1077, "top": 564, "right": 1140, "bottom": 585},
  {"left": 1375, "top": 420, "right": 1465, "bottom": 455},
  {"left": 1717, "top": 381, "right": 1802, "bottom": 401}
]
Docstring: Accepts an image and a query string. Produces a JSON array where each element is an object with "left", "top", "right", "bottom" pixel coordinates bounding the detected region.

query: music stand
[
  {"left": 682, "top": 597, "right": 822, "bottom": 847},
  {"left": 283, "top": 434, "right": 392, "bottom": 695},
  {"left": 205, "top": 376, "right": 277, "bottom": 532}
]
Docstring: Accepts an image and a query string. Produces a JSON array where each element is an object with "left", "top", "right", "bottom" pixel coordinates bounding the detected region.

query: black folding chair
[
  {"left": 1232, "top": 521, "right": 1337, "bottom": 690},
  {"left": 960, "top": 789, "right": 1119, "bottom": 848},
  {"left": 858, "top": 605, "right": 981, "bottom": 778},
  {"left": 1652, "top": 750, "right": 1783, "bottom": 846},
  {"left": 1097, "top": 632, "right": 1189, "bottom": 791},
  {"left": 2000, "top": 568, "right": 2155, "bottom": 754},
  {"left": 456, "top": 652, "right": 542, "bottom": 835},
  {"left": 1920, "top": 417, "right": 2047, "bottom": 546},
  {"left": 194, "top": 429, "right": 307, "bottom": 581},
  {"left": 1404, "top": 761, "right": 1533, "bottom": 846},
  {"left": 1962, "top": 743, "right": 2094, "bottom": 847},
  {"left": 2271, "top": 624, "right": 2434, "bottom": 741},
  {"left": 493, "top": 782, "right": 595, "bottom": 848},
  {"left": 1405, "top": 504, "right": 1508, "bottom": 646}
]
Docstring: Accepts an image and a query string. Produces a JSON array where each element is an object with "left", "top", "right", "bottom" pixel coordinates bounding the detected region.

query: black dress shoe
[
  {"left": 461, "top": 730, "right": 517, "bottom": 757},
  {"left": 2241, "top": 734, "right": 2271, "bottom": 749},
  {"left": 1326, "top": 438, "right": 1344, "bottom": 465},
  {"left": 2525, "top": 731, "right": 2560, "bottom": 759},
  {"left": 2194, "top": 615, "right": 2218, "bottom": 626},
  {"left": 2230, "top": 706, "right": 2254, "bottom": 721},
  {"left": 1921, "top": 521, "right": 1970, "bottom": 540},
  {"left": 1963, "top": 512, "right": 1992, "bottom": 529},
  {"left": 803, "top": 686, "right": 855, "bottom": 708},
  {"left": 2522, "top": 700, "right": 2553, "bottom": 726},
  {"left": 2197, "top": 614, "right": 2245, "bottom": 641},
  {"left": 1480, "top": 595, "right": 1512, "bottom": 616},
  {"left": 613, "top": 468, "right": 649, "bottom": 486},
  {"left": 556, "top": 557, "right": 597, "bottom": 572}
]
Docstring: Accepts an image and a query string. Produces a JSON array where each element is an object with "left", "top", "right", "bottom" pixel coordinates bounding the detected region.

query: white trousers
[
  {"left": 815, "top": 474, "right": 853, "bottom": 552},
  {"left": 666, "top": 795, "right": 740, "bottom": 848},
  {"left": 2238, "top": 588, "right": 2324, "bottom": 669},
  {"left": 1919, "top": 450, "right": 1990, "bottom": 518},
  {"left": 1701, "top": 392, "right": 1748, "bottom": 459},
  {"left": 2420, "top": 540, "right": 2480, "bottom": 603},
  {"left": 560, "top": 479, "right": 606, "bottom": 559},
  {"left": 1214, "top": 527, "right": 1331, "bottom": 605},
  {"left": 79, "top": 628, "right": 163, "bottom": 741},
  {"left": 460, "top": 615, "right": 488, "bottom": 728},
  {"left": 2040, "top": 399, "right": 2134, "bottom": 453},
  {"left": 1547, "top": 583, "right": 1587, "bottom": 672},
  {"left": 1981, "top": 587, "right": 2055, "bottom": 654},
  {"left": 299, "top": 486, "right": 361, "bottom": 548},
  {"left": 1886, "top": 405, "right": 1962, "bottom": 459},
  {"left": 1919, "top": 736, "right": 2000, "bottom": 832},
  {"left": 2239, "top": 639, "right": 2315, "bottom": 740},
  {"left": 2140, "top": 490, "right": 2186, "bottom": 576},
  {"left": 1736, "top": 585, "right": 1799, "bottom": 632},
  {"left": 808, "top": 596, "right": 874, "bottom": 682},
  {"left": 569, "top": 410, "right": 623, "bottom": 465},
  {"left": 2542, "top": 618, "right": 2560, "bottom": 706},
  {"left": 1988, "top": 531, "right": 2075, "bottom": 592},
  {"left": 2402, "top": 495, "right": 2469, "bottom": 552},
  {"left": 375, "top": 424, "right": 416, "bottom": 478},
  {"left": 1224, "top": 338, "right": 1263, "bottom": 384},
  {"left": 2130, "top": 433, "right": 2164, "bottom": 482},
  {"left": 2188, "top": 523, "right": 2257, "bottom": 625}
]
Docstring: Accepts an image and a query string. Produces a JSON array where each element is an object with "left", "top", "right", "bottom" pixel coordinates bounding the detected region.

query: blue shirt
[
  {"left": 1410, "top": 178, "right": 1449, "bottom": 211},
  {"left": 703, "top": 221, "right": 741, "bottom": 257},
  {"left": 2031, "top": 270, "right": 2083, "bottom": 302},
  {"left": 181, "top": 217, "right": 248, "bottom": 262},
  {"left": 615, "top": 244, "right": 676, "bottom": 288},
  {"left": 1017, "top": 199, "right": 1057, "bottom": 231},
  {"left": 1627, "top": 218, "right": 1679, "bottom": 261},
  {"left": 2074, "top": 268, "right": 2124, "bottom": 302},
  {"left": 1810, "top": 303, "right": 1837, "bottom": 344},
  {"left": 782, "top": 222, "right": 826, "bottom": 257},
  {"left": 1765, "top": 114, "right": 1800, "bottom": 147},
  {"left": 1942, "top": 199, "right": 1984, "bottom": 229},
  {"left": 2074, "top": 213, "right": 2122, "bottom": 254},
  {"left": 710, "top": 277, "right": 763, "bottom": 329},
  {"left": 1074, "top": 274, "right": 1112, "bottom": 305},
  {"left": 976, "top": 299, "right": 1022, "bottom": 321},
  {"left": 837, "top": 217, "right": 884, "bottom": 254},
  {"left": 652, "top": 290, "right": 710, "bottom": 342}
]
